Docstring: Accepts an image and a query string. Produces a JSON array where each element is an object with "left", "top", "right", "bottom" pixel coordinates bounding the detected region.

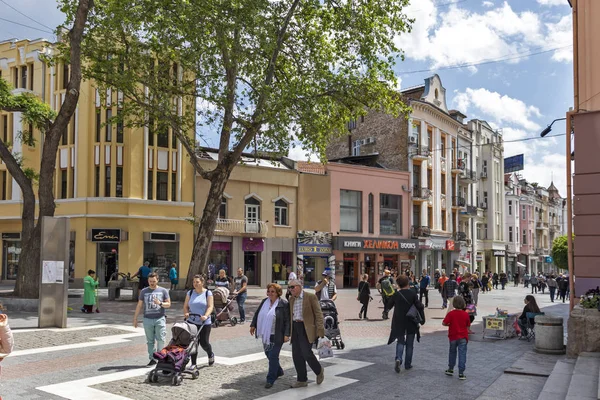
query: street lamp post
[{"left": 539, "top": 115, "right": 575, "bottom": 311}]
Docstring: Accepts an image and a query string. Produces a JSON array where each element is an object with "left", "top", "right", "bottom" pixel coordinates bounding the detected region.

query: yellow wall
[
  {"left": 195, "top": 159, "right": 299, "bottom": 239},
  {"left": 297, "top": 173, "right": 331, "bottom": 232}
]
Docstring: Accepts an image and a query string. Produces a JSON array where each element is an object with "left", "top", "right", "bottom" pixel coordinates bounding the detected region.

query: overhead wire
[
  {"left": 417, "top": 133, "right": 566, "bottom": 155},
  {"left": 0, "top": 17, "right": 53, "bottom": 34},
  {"left": 0, "top": 0, "right": 54, "bottom": 31}
]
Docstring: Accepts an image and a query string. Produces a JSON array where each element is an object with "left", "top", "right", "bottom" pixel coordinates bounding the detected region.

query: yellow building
[
  {"left": 195, "top": 150, "right": 302, "bottom": 287},
  {"left": 0, "top": 39, "right": 195, "bottom": 286}
]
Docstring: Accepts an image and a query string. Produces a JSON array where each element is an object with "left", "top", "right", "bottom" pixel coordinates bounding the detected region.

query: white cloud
[
  {"left": 520, "top": 153, "right": 569, "bottom": 197},
  {"left": 452, "top": 88, "right": 542, "bottom": 130},
  {"left": 546, "top": 16, "right": 573, "bottom": 62},
  {"left": 395, "top": 1, "right": 572, "bottom": 70},
  {"left": 537, "top": 0, "right": 568, "bottom": 6},
  {"left": 287, "top": 145, "right": 317, "bottom": 161}
]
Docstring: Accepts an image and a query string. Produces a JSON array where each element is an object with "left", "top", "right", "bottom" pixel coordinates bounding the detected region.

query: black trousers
[
  {"left": 291, "top": 321, "right": 322, "bottom": 382},
  {"left": 419, "top": 288, "right": 429, "bottom": 306},
  {"left": 191, "top": 324, "right": 213, "bottom": 365}
]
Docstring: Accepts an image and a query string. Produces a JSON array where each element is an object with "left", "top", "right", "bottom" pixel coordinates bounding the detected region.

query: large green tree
[
  {"left": 0, "top": 0, "right": 92, "bottom": 298},
  {"left": 551, "top": 234, "right": 574, "bottom": 271},
  {"left": 69, "top": 0, "right": 413, "bottom": 285}
]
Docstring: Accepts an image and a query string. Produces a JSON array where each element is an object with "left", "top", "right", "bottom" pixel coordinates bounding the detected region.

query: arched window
[{"left": 274, "top": 199, "right": 288, "bottom": 226}]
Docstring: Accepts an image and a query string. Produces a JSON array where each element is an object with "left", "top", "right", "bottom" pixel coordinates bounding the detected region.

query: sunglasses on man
[{"left": 288, "top": 285, "right": 296, "bottom": 289}]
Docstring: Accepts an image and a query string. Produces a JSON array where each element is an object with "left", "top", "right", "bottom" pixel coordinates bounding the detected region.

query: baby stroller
[
  {"left": 320, "top": 300, "right": 345, "bottom": 350},
  {"left": 212, "top": 286, "right": 238, "bottom": 327},
  {"left": 148, "top": 316, "right": 203, "bottom": 386}
]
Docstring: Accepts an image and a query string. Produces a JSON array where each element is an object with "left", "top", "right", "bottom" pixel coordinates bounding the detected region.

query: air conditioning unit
[{"left": 409, "top": 136, "right": 417, "bottom": 144}]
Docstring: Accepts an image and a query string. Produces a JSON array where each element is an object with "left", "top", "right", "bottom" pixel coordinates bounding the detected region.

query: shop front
[
  {"left": 419, "top": 237, "right": 453, "bottom": 277},
  {"left": 143, "top": 232, "right": 180, "bottom": 283},
  {"left": 208, "top": 240, "right": 232, "bottom": 279},
  {"left": 333, "top": 237, "right": 419, "bottom": 288},
  {"left": 296, "top": 231, "right": 333, "bottom": 288},
  {"left": 89, "top": 228, "right": 125, "bottom": 288},
  {"left": 485, "top": 249, "right": 506, "bottom": 274},
  {"left": 242, "top": 237, "right": 263, "bottom": 285},
  {"left": 266, "top": 238, "right": 295, "bottom": 284},
  {"left": 2, "top": 233, "right": 21, "bottom": 281}
]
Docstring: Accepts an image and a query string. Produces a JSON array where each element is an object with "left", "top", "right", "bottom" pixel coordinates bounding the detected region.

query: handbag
[{"left": 398, "top": 291, "right": 423, "bottom": 325}]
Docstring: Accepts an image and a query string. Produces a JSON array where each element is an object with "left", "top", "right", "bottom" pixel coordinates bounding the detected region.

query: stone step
[
  {"left": 536, "top": 359, "right": 576, "bottom": 400},
  {"left": 566, "top": 352, "right": 600, "bottom": 400}
]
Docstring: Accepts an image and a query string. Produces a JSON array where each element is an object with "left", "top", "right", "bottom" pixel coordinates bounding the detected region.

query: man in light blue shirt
[{"left": 133, "top": 272, "right": 171, "bottom": 366}]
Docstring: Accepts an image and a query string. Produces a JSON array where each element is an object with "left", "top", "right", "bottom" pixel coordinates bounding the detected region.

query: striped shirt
[{"left": 293, "top": 291, "right": 304, "bottom": 321}]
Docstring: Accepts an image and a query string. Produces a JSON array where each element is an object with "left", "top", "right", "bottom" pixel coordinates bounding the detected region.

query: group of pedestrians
[{"left": 523, "top": 272, "right": 569, "bottom": 303}]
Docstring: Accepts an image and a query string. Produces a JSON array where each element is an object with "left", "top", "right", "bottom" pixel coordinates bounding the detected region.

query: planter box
[{"left": 567, "top": 306, "right": 600, "bottom": 357}]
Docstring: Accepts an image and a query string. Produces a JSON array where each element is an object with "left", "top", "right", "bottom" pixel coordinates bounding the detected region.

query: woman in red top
[{"left": 442, "top": 296, "right": 470, "bottom": 380}]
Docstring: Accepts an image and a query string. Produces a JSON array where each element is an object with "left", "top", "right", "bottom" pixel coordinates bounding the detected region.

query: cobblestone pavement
[
  {"left": 12, "top": 327, "right": 133, "bottom": 350},
  {"left": 1, "top": 284, "right": 569, "bottom": 400}
]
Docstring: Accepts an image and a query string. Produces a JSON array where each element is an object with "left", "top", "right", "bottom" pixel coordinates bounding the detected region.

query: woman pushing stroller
[{"left": 183, "top": 275, "right": 216, "bottom": 369}]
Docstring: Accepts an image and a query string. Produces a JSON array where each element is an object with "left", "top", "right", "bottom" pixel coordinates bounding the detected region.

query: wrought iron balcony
[
  {"left": 452, "top": 196, "right": 466, "bottom": 208},
  {"left": 215, "top": 218, "right": 269, "bottom": 235},
  {"left": 410, "top": 146, "right": 431, "bottom": 159},
  {"left": 412, "top": 187, "right": 432, "bottom": 200},
  {"left": 412, "top": 226, "right": 431, "bottom": 238},
  {"left": 459, "top": 168, "right": 476, "bottom": 182},
  {"left": 453, "top": 231, "right": 467, "bottom": 242}
]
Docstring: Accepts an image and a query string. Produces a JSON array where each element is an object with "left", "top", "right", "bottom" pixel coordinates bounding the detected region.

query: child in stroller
[
  {"left": 149, "top": 317, "right": 203, "bottom": 386},
  {"left": 212, "top": 286, "right": 238, "bottom": 327},
  {"left": 320, "top": 300, "right": 345, "bottom": 349}
]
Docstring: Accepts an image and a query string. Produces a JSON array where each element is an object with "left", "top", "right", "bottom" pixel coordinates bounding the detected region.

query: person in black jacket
[
  {"left": 250, "top": 283, "right": 290, "bottom": 388},
  {"left": 358, "top": 274, "right": 371, "bottom": 319},
  {"left": 517, "top": 295, "right": 541, "bottom": 338},
  {"left": 387, "top": 275, "right": 426, "bottom": 373}
]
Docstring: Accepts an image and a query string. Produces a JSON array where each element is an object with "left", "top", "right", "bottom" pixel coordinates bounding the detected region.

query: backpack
[
  {"left": 459, "top": 281, "right": 470, "bottom": 294},
  {"left": 381, "top": 278, "right": 395, "bottom": 297}
]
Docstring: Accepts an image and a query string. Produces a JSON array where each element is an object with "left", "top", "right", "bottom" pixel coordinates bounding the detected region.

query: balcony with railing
[
  {"left": 452, "top": 196, "right": 466, "bottom": 208},
  {"left": 536, "top": 221, "right": 549, "bottom": 230},
  {"left": 480, "top": 171, "right": 488, "bottom": 179},
  {"left": 459, "top": 168, "right": 477, "bottom": 182},
  {"left": 412, "top": 187, "right": 432, "bottom": 201},
  {"left": 535, "top": 247, "right": 549, "bottom": 255},
  {"left": 412, "top": 226, "right": 431, "bottom": 238},
  {"left": 453, "top": 231, "right": 467, "bottom": 242},
  {"left": 215, "top": 219, "right": 269, "bottom": 235},
  {"left": 451, "top": 159, "right": 466, "bottom": 174},
  {"left": 410, "top": 146, "right": 431, "bottom": 160}
]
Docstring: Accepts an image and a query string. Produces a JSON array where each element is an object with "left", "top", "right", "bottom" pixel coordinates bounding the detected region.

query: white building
[{"left": 504, "top": 173, "right": 521, "bottom": 274}]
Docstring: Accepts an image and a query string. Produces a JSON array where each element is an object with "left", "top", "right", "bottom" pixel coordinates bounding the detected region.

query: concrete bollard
[{"left": 535, "top": 315, "right": 565, "bottom": 354}]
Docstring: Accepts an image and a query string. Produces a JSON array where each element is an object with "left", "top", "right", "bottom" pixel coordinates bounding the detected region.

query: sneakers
[
  {"left": 265, "top": 382, "right": 273, "bottom": 389},
  {"left": 395, "top": 360, "right": 401, "bottom": 373},
  {"left": 208, "top": 354, "right": 215, "bottom": 366},
  {"left": 291, "top": 381, "right": 308, "bottom": 388},
  {"left": 445, "top": 369, "right": 454, "bottom": 376},
  {"left": 277, "top": 369, "right": 285, "bottom": 378},
  {"left": 238, "top": 320, "right": 245, "bottom": 325},
  {"left": 359, "top": 313, "right": 362, "bottom": 319},
  {"left": 147, "top": 360, "right": 157, "bottom": 367},
  {"left": 459, "top": 373, "right": 466, "bottom": 380},
  {"left": 316, "top": 368, "right": 325, "bottom": 384},
  {"left": 188, "top": 364, "right": 197, "bottom": 371}
]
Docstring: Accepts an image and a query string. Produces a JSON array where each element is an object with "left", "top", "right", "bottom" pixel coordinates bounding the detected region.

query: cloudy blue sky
[{"left": 0, "top": 0, "right": 573, "bottom": 196}]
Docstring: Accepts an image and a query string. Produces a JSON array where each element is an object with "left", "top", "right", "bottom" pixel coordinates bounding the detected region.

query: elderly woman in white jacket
[{"left": 0, "top": 304, "right": 14, "bottom": 379}]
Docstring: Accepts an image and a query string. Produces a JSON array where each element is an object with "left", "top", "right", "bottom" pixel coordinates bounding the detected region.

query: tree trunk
[
  {"left": 186, "top": 165, "right": 233, "bottom": 288},
  {"left": 13, "top": 224, "right": 41, "bottom": 298}
]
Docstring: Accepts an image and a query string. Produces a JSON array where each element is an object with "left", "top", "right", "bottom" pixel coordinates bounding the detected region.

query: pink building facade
[{"left": 327, "top": 162, "right": 417, "bottom": 288}]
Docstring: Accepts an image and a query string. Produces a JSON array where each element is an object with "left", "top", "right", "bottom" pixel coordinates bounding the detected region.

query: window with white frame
[
  {"left": 340, "top": 189, "right": 362, "bottom": 232},
  {"left": 522, "top": 229, "right": 527, "bottom": 245},
  {"left": 380, "top": 193, "right": 402, "bottom": 235},
  {"left": 352, "top": 140, "right": 361, "bottom": 156},
  {"left": 274, "top": 199, "right": 289, "bottom": 226},
  {"left": 522, "top": 205, "right": 526, "bottom": 220},
  {"left": 509, "top": 200, "right": 512, "bottom": 215}
]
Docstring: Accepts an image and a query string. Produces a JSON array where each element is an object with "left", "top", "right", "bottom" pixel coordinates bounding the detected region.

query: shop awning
[
  {"left": 455, "top": 259, "right": 470, "bottom": 265},
  {"left": 516, "top": 261, "right": 526, "bottom": 268}
]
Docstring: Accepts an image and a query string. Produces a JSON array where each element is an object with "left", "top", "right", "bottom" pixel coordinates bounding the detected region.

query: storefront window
[
  {"left": 3, "top": 240, "right": 20, "bottom": 280},
  {"left": 272, "top": 251, "right": 293, "bottom": 282},
  {"left": 144, "top": 241, "right": 179, "bottom": 282},
  {"left": 208, "top": 242, "right": 231, "bottom": 280},
  {"left": 303, "top": 256, "right": 326, "bottom": 287},
  {"left": 244, "top": 251, "right": 261, "bottom": 285}
]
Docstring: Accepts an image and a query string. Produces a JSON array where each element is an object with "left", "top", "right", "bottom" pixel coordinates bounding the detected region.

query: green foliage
[
  {"left": 0, "top": 77, "right": 57, "bottom": 143},
  {"left": 62, "top": 0, "right": 413, "bottom": 162},
  {"left": 580, "top": 294, "right": 599, "bottom": 309},
  {"left": 551, "top": 234, "right": 574, "bottom": 271}
]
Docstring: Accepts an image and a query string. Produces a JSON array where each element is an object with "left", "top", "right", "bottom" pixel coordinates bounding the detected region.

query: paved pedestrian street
[{"left": 1, "top": 285, "right": 569, "bottom": 400}]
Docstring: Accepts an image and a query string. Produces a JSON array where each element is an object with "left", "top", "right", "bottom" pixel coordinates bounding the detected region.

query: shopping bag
[
  {"left": 318, "top": 345, "right": 334, "bottom": 359},
  {"left": 512, "top": 319, "right": 521, "bottom": 335},
  {"left": 317, "top": 337, "right": 331, "bottom": 349}
]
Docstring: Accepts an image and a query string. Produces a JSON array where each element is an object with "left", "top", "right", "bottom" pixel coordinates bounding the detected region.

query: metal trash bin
[{"left": 534, "top": 315, "right": 565, "bottom": 354}]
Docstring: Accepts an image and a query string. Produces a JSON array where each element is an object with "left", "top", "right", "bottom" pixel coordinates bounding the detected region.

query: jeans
[
  {"left": 531, "top": 284, "right": 538, "bottom": 294},
  {"left": 395, "top": 333, "right": 415, "bottom": 367},
  {"left": 471, "top": 288, "right": 479, "bottom": 306},
  {"left": 549, "top": 287, "right": 556, "bottom": 302},
  {"left": 264, "top": 338, "right": 284, "bottom": 384},
  {"left": 501, "top": 282, "right": 506, "bottom": 290},
  {"left": 143, "top": 316, "right": 167, "bottom": 360},
  {"left": 237, "top": 292, "right": 247, "bottom": 322},
  {"left": 419, "top": 288, "right": 429, "bottom": 307},
  {"left": 448, "top": 338, "right": 468, "bottom": 373}
]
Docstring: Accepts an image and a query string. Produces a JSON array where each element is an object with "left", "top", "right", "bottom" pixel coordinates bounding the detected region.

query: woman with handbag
[{"left": 357, "top": 274, "right": 371, "bottom": 320}]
